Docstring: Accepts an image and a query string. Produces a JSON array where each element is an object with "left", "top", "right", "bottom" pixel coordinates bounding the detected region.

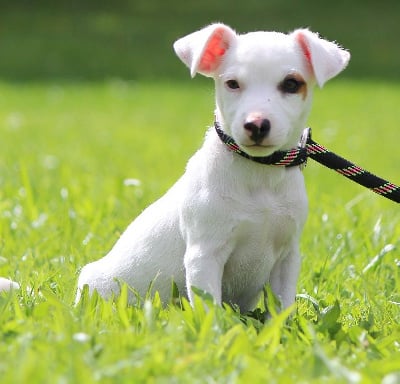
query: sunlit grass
[{"left": 0, "top": 80, "right": 399, "bottom": 382}]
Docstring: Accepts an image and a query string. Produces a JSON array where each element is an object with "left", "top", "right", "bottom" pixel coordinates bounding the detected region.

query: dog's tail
[{"left": 0, "top": 277, "right": 20, "bottom": 293}]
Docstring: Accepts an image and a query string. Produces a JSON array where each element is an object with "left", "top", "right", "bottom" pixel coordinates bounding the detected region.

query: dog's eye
[
  {"left": 225, "top": 80, "right": 240, "bottom": 90},
  {"left": 280, "top": 77, "right": 304, "bottom": 94}
]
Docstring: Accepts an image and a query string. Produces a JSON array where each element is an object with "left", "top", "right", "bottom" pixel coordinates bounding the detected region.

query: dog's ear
[
  {"left": 174, "top": 23, "right": 236, "bottom": 78},
  {"left": 293, "top": 29, "right": 350, "bottom": 87}
]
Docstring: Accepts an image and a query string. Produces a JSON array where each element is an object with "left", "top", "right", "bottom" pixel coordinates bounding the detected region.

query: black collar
[{"left": 214, "top": 121, "right": 308, "bottom": 167}]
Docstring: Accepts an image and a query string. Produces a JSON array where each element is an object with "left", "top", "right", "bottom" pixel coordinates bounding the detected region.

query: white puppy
[{"left": 76, "top": 24, "right": 349, "bottom": 311}]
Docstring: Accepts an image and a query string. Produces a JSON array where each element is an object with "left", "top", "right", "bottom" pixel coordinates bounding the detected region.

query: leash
[{"left": 214, "top": 122, "right": 400, "bottom": 204}]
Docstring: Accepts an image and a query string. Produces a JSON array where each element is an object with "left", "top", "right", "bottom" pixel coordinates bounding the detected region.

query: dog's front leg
[
  {"left": 269, "top": 247, "right": 301, "bottom": 311},
  {"left": 184, "top": 249, "right": 226, "bottom": 305},
  {"left": 180, "top": 183, "right": 235, "bottom": 306}
]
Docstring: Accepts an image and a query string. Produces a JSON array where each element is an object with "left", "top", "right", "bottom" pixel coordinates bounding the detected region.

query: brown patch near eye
[
  {"left": 292, "top": 73, "right": 307, "bottom": 100},
  {"left": 279, "top": 73, "right": 308, "bottom": 100}
]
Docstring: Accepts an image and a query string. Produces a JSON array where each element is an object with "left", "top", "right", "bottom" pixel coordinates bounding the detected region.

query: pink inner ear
[
  {"left": 296, "top": 32, "right": 312, "bottom": 66},
  {"left": 198, "top": 28, "right": 229, "bottom": 73}
]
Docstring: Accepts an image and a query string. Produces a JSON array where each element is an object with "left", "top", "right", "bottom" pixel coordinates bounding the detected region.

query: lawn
[
  {"left": 0, "top": 79, "right": 399, "bottom": 383},
  {"left": 1, "top": 1, "right": 400, "bottom": 382}
]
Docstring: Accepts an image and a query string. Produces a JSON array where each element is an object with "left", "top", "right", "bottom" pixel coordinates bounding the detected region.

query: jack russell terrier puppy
[{"left": 75, "top": 23, "right": 349, "bottom": 311}]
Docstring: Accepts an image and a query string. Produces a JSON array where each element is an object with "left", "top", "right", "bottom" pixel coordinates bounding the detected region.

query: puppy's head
[{"left": 174, "top": 24, "right": 350, "bottom": 156}]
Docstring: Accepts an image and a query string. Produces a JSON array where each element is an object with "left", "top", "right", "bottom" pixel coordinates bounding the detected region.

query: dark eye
[
  {"left": 225, "top": 79, "right": 240, "bottom": 90},
  {"left": 280, "top": 77, "right": 304, "bottom": 94}
]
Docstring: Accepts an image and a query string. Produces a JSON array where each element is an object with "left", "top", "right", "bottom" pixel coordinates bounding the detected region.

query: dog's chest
[
  {"left": 220, "top": 179, "right": 306, "bottom": 293},
  {"left": 182, "top": 143, "right": 307, "bottom": 300},
  {"left": 227, "top": 194, "right": 298, "bottom": 263}
]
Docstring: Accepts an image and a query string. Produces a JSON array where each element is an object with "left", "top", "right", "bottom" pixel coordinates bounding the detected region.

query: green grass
[{"left": 0, "top": 80, "right": 399, "bottom": 383}]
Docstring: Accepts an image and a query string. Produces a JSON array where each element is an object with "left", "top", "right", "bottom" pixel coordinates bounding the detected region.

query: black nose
[{"left": 244, "top": 119, "right": 271, "bottom": 143}]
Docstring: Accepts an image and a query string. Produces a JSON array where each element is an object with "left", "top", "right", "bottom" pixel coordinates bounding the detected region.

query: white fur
[
  {"left": 76, "top": 24, "right": 349, "bottom": 311},
  {"left": 0, "top": 277, "right": 20, "bottom": 292}
]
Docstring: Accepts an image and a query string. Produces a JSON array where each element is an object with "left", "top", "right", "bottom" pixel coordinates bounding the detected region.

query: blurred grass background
[{"left": 1, "top": 0, "right": 400, "bottom": 82}]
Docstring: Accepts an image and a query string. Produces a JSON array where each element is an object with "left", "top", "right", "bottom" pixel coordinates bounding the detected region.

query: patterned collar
[{"left": 214, "top": 121, "right": 308, "bottom": 168}]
